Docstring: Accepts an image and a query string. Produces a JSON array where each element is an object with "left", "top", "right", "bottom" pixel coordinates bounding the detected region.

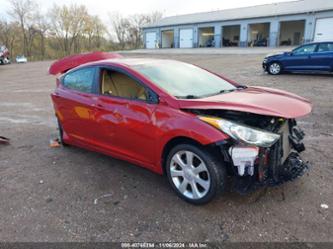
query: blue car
[{"left": 263, "top": 42, "right": 333, "bottom": 75}]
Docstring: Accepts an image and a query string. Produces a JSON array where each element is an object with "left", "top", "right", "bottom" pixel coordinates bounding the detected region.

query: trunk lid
[{"left": 49, "top": 52, "right": 122, "bottom": 75}]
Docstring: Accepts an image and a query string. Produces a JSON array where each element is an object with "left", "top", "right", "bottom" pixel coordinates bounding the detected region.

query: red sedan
[{"left": 49, "top": 52, "right": 312, "bottom": 204}]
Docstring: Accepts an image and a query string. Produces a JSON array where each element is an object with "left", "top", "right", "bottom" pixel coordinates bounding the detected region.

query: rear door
[
  {"left": 51, "top": 67, "right": 99, "bottom": 143},
  {"left": 309, "top": 42, "right": 333, "bottom": 71},
  {"left": 282, "top": 43, "right": 318, "bottom": 71}
]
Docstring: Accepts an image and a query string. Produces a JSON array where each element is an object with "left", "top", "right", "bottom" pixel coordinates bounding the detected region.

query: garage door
[
  {"left": 179, "top": 29, "right": 193, "bottom": 48},
  {"left": 314, "top": 18, "right": 333, "bottom": 42},
  {"left": 145, "top": 32, "right": 157, "bottom": 49}
]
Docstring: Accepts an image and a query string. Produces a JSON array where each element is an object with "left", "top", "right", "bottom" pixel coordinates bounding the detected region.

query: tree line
[{"left": 0, "top": 0, "right": 162, "bottom": 60}]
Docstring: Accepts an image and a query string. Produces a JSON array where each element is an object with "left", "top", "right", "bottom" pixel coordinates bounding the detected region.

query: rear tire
[
  {"left": 268, "top": 62, "right": 282, "bottom": 75},
  {"left": 165, "top": 143, "right": 226, "bottom": 205}
]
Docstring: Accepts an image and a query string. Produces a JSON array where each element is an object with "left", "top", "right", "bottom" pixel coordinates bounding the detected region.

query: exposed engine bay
[{"left": 187, "top": 109, "right": 309, "bottom": 193}]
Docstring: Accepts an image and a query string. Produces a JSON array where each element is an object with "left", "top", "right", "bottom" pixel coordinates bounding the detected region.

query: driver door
[
  {"left": 283, "top": 43, "right": 318, "bottom": 71},
  {"left": 93, "top": 67, "right": 158, "bottom": 165}
]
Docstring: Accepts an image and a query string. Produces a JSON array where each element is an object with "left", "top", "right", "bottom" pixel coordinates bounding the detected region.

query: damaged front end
[{"left": 191, "top": 109, "right": 309, "bottom": 194}]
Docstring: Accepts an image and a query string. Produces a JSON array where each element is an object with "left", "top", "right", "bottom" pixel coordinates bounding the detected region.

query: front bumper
[
  {"left": 229, "top": 120, "right": 309, "bottom": 193},
  {"left": 233, "top": 151, "right": 309, "bottom": 194},
  {"left": 264, "top": 151, "right": 308, "bottom": 186},
  {"left": 262, "top": 60, "right": 268, "bottom": 71}
]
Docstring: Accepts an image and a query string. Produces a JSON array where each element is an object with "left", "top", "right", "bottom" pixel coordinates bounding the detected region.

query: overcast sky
[{"left": 0, "top": 0, "right": 294, "bottom": 20}]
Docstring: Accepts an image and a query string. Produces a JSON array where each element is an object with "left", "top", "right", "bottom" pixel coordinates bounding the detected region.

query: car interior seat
[
  {"left": 101, "top": 70, "right": 118, "bottom": 96},
  {"left": 102, "top": 70, "right": 146, "bottom": 100}
]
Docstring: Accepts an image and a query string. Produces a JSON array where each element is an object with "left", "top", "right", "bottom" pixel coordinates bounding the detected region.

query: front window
[
  {"left": 133, "top": 61, "right": 236, "bottom": 99},
  {"left": 293, "top": 44, "right": 317, "bottom": 55}
]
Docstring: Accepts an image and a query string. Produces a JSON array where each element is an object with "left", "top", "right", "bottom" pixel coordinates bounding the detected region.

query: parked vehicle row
[
  {"left": 0, "top": 45, "right": 10, "bottom": 65},
  {"left": 49, "top": 52, "right": 312, "bottom": 204},
  {"left": 0, "top": 46, "right": 28, "bottom": 65},
  {"left": 263, "top": 41, "right": 333, "bottom": 75}
]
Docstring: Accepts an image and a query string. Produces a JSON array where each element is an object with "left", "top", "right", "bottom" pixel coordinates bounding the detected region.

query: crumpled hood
[{"left": 178, "top": 86, "right": 312, "bottom": 119}]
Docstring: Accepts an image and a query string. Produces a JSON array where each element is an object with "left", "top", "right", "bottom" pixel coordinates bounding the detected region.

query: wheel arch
[
  {"left": 160, "top": 136, "right": 224, "bottom": 175},
  {"left": 269, "top": 60, "right": 283, "bottom": 68},
  {"left": 161, "top": 136, "right": 203, "bottom": 175}
]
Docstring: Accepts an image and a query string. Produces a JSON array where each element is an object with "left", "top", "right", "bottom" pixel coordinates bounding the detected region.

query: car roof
[
  {"left": 301, "top": 41, "right": 333, "bottom": 46},
  {"left": 72, "top": 58, "right": 183, "bottom": 72},
  {"left": 87, "top": 58, "right": 177, "bottom": 67},
  {"left": 50, "top": 52, "right": 186, "bottom": 76}
]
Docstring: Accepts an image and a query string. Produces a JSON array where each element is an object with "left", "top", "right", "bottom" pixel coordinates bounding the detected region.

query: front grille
[
  {"left": 279, "top": 122, "right": 292, "bottom": 163},
  {"left": 268, "top": 137, "right": 282, "bottom": 182}
]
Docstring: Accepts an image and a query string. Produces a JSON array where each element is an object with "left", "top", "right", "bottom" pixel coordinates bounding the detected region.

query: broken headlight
[{"left": 199, "top": 116, "right": 280, "bottom": 147}]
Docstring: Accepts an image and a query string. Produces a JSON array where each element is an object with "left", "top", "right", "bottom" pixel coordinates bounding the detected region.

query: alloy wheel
[
  {"left": 269, "top": 63, "right": 281, "bottom": 75},
  {"left": 170, "top": 150, "right": 211, "bottom": 200}
]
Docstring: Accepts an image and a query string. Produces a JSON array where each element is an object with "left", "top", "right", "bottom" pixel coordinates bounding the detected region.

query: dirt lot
[{"left": 0, "top": 54, "right": 332, "bottom": 242}]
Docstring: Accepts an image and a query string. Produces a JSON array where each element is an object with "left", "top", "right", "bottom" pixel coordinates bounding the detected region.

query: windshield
[{"left": 133, "top": 60, "right": 236, "bottom": 98}]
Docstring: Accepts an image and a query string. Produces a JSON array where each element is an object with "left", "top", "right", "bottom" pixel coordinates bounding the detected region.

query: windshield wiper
[
  {"left": 219, "top": 85, "right": 247, "bottom": 94},
  {"left": 213, "top": 89, "right": 236, "bottom": 95},
  {"left": 218, "top": 89, "right": 231, "bottom": 94},
  {"left": 176, "top": 95, "right": 199, "bottom": 99},
  {"left": 236, "top": 85, "right": 247, "bottom": 89},
  {"left": 176, "top": 86, "right": 247, "bottom": 99}
]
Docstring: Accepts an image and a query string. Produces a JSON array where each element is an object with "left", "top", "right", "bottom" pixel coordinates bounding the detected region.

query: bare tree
[
  {"left": 0, "top": 19, "right": 20, "bottom": 56},
  {"left": 130, "top": 12, "right": 163, "bottom": 48},
  {"left": 34, "top": 10, "right": 49, "bottom": 59},
  {"left": 49, "top": 4, "right": 89, "bottom": 55},
  {"left": 109, "top": 11, "right": 163, "bottom": 49},
  {"left": 110, "top": 12, "right": 131, "bottom": 49},
  {"left": 83, "top": 15, "right": 106, "bottom": 50},
  {"left": 2, "top": 2, "right": 160, "bottom": 59},
  {"left": 7, "top": 0, "right": 37, "bottom": 56}
]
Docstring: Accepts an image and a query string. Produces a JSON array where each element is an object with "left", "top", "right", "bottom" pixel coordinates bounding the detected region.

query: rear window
[
  {"left": 317, "top": 43, "right": 333, "bottom": 52},
  {"left": 63, "top": 68, "right": 95, "bottom": 93}
]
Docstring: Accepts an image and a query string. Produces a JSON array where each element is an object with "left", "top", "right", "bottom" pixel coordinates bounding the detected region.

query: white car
[{"left": 16, "top": 55, "right": 27, "bottom": 63}]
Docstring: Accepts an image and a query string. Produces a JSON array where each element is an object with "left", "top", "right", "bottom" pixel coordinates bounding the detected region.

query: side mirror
[{"left": 146, "top": 89, "right": 159, "bottom": 104}]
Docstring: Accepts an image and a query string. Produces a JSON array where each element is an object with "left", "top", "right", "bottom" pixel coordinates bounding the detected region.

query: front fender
[{"left": 153, "top": 106, "right": 229, "bottom": 170}]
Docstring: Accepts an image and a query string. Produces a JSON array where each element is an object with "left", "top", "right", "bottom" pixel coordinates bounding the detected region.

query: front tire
[
  {"left": 268, "top": 62, "right": 282, "bottom": 75},
  {"left": 166, "top": 144, "right": 226, "bottom": 205}
]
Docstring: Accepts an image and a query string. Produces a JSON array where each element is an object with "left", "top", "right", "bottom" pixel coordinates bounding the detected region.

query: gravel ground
[{"left": 0, "top": 54, "right": 332, "bottom": 242}]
